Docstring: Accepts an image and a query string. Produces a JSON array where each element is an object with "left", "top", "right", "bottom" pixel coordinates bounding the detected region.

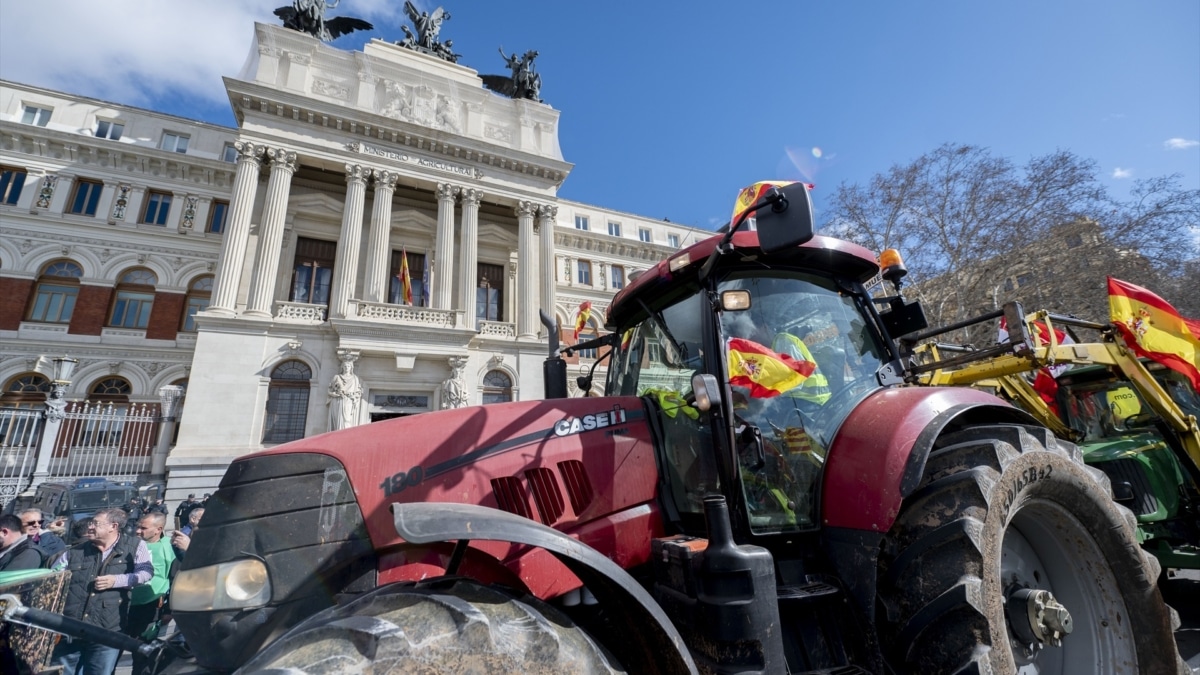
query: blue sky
[{"left": 3, "top": 1, "right": 1197, "bottom": 231}]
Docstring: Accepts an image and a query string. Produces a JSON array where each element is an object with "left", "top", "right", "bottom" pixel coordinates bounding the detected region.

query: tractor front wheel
[
  {"left": 877, "top": 423, "right": 1184, "bottom": 674},
  {"left": 237, "top": 577, "right": 624, "bottom": 674}
]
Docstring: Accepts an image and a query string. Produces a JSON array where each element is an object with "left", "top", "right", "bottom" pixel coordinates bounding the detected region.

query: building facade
[{"left": 0, "top": 23, "right": 704, "bottom": 501}]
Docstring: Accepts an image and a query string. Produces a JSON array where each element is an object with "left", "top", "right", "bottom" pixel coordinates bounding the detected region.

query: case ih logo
[{"left": 554, "top": 405, "right": 628, "bottom": 437}]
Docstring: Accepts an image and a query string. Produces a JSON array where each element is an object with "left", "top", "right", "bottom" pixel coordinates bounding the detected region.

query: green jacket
[{"left": 131, "top": 537, "right": 175, "bottom": 605}]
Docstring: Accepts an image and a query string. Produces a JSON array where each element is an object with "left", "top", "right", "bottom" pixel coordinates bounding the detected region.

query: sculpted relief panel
[{"left": 377, "top": 82, "right": 461, "bottom": 134}]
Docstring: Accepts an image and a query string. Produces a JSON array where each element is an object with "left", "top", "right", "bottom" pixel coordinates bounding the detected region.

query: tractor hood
[{"left": 1079, "top": 431, "right": 1169, "bottom": 463}]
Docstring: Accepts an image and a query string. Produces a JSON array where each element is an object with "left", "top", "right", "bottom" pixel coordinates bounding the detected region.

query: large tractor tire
[
  {"left": 877, "top": 423, "right": 1185, "bottom": 675},
  {"left": 237, "top": 577, "right": 624, "bottom": 674}
]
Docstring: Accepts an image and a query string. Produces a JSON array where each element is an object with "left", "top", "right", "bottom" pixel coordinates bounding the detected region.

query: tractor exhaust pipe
[{"left": 540, "top": 310, "right": 568, "bottom": 399}]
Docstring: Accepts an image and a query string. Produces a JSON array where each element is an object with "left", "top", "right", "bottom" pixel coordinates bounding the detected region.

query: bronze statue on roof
[
  {"left": 396, "top": 2, "right": 459, "bottom": 63},
  {"left": 274, "top": 0, "right": 372, "bottom": 41},
  {"left": 482, "top": 47, "right": 543, "bottom": 103}
]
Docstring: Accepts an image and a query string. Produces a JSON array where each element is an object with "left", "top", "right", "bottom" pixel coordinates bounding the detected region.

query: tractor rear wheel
[
  {"left": 877, "top": 423, "right": 1184, "bottom": 675},
  {"left": 237, "top": 577, "right": 624, "bottom": 674}
]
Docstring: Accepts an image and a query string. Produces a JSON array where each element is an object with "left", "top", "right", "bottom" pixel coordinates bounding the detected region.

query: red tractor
[{"left": 153, "top": 182, "right": 1183, "bottom": 673}]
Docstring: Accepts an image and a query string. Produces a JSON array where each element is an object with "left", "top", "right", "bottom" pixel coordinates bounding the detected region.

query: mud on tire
[
  {"left": 876, "top": 423, "right": 1185, "bottom": 675},
  {"left": 238, "top": 577, "right": 624, "bottom": 674}
]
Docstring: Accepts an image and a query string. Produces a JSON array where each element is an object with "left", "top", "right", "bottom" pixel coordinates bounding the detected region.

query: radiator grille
[
  {"left": 526, "top": 467, "right": 565, "bottom": 524},
  {"left": 557, "top": 459, "right": 595, "bottom": 515},
  {"left": 490, "top": 476, "right": 533, "bottom": 520},
  {"left": 1095, "top": 458, "right": 1159, "bottom": 516}
]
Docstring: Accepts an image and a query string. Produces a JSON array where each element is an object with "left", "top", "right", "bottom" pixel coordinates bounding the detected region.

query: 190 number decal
[
  {"left": 1003, "top": 464, "right": 1052, "bottom": 513},
  {"left": 380, "top": 465, "right": 423, "bottom": 496}
]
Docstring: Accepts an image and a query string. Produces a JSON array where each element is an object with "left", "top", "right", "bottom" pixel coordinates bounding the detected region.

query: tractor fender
[
  {"left": 821, "top": 386, "right": 1037, "bottom": 533},
  {"left": 392, "top": 502, "right": 699, "bottom": 675}
]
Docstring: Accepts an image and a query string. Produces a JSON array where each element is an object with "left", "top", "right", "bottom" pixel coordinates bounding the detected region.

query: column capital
[
  {"left": 234, "top": 141, "right": 266, "bottom": 166},
  {"left": 537, "top": 203, "right": 558, "bottom": 219},
  {"left": 436, "top": 182, "right": 460, "bottom": 201},
  {"left": 345, "top": 163, "right": 370, "bottom": 184},
  {"left": 373, "top": 169, "right": 399, "bottom": 190},
  {"left": 515, "top": 200, "right": 538, "bottom": 218},
  {"left": 265, "top": 147, "right": 298, "bottom": 172},
  {"left": 461, "top": 188, "right": 483, "bottom": 206}
]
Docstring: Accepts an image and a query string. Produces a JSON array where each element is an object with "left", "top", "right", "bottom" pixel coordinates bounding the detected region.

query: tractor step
[{"left": 777, "top": 580, "right": 840, "bottom": 602}]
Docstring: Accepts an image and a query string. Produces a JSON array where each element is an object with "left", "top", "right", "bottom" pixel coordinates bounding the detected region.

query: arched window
[
  {"left": 1, "top": 372, "right": 51, "bottom": 407},
  {"left": 181, "top": 276, "right": 213, "bottom": 331},
  {"left": 109, "top": 268, "right": 157, "bottom": 329},
  {"left": 263, "top": 360, "right": 311, "bottom": 444},
  {"left": 89, "top": 377, "right": 132, "bottom": 403},
  {"left": 481, "top": 370, "right": 513, "bottom": 404},
  {"left": 27, "top": 260, "right": 83, "bottom": 324}
]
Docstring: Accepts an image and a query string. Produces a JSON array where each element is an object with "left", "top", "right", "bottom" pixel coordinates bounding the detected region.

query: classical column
[
  {"left": 457, "top": 188, "right": 483, "bottom": 330},
  {"left": 245, "top": 148, "right": 298, "bottom": 317},
  {"left": 537, "top": 204, "right": 558, "bottom": 335},
  {"left": 431, "top": 183, "right": 459, "bottom": 310},
  {"left": 328, "top": 163, "right": 369, "bottom": 319},
  {"left": 516, "top": 200, "right": 538, "bottom": 338},
  {"left": 210, "top": 141, "right": 265, "bottom": 314},
  {"left": 362, "top": 170, "right": 398, "bottom": 304}
]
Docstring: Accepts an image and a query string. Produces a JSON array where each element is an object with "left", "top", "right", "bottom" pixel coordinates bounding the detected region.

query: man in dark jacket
[
  {"left": 49, "top": 507, "right": 152, "bottom": 675},
  {"left": 173, "top": 494, "right": 198, "bottom": 530},
  {"left": 0, "top": 514, "right": 43, "bottom": 571},
  {"left": 19, "top": 508, "right": 66, "bottom": 557}
]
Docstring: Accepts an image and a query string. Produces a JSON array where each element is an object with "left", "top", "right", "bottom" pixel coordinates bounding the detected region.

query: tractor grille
[
  {"left": 491, "top": 462, "right": 592, "bottom": 526},
  {"left": 557, "top": 459, "right": 595, "bottom": 514},
  {"left": 1095, "top": 458, "right": 1159, "bottom": 516}
]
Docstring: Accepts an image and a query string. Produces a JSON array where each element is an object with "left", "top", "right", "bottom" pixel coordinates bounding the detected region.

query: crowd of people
[{"left": 0, "top": 493, "right": 208, "bottom": 674}]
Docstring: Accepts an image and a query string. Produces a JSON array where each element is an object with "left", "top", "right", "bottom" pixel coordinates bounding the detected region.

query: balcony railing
[
  {"left": 275, "top": 301, "right": 328, "bottom": 323},
  {"left": 477, "top": 320, "right": 517, "bottom": 338},
  {"left": 353, "top": 300, "right": 461, "bottom": 328}
]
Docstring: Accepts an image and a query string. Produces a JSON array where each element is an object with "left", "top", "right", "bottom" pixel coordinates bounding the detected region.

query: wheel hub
[{"left": 1006, "top": 587, "right": 1073, "bottom": 648}]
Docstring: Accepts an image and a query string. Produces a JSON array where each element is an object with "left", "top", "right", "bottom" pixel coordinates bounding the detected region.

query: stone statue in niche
[
  {"left": 274, "top": 0, "right": 373, "bottom": 42},
  {"left": 327, "top": 350, "right": 363, "bottom": 431},
  {"left": 440, "top": 356, "right": 469, "bottom": 409}
]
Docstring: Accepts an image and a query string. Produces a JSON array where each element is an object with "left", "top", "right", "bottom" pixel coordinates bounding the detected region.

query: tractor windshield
[
  {"left": 1059, "top": 374, "right": 1158, "bottom": 442},
  {"left": 718, "top": 271, "right": 886, "bottom": 532}
]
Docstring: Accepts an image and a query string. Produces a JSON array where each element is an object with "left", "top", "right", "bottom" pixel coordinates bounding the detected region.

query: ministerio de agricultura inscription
[{"left": 347, "top": 142, "right": 483, "bottom": 179}]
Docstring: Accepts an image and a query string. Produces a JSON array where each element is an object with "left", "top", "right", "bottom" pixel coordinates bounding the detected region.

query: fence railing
[{"left": 0, "top": 401, "right": 162, "bottom": 506}]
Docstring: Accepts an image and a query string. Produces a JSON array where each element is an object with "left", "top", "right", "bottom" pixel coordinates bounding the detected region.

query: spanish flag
[
  {"left": 573, "top": 301, "right": 592, "bottom": 341},
  {"left": 727, "top": 337, "right": 817, "bottom": 398},
  {"left": 398, "top": 247, "right": 413, "bottom": 305},
  {"left": 730, "top": 181, "right": 793, "bottom": 226},
  {"left": 1108, "top": 277, "right": 1200, "bottom": 391}
]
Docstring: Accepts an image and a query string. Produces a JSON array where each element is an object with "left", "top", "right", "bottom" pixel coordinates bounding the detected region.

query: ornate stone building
[{"left": 0, "top": 23, "right": 703, "bottom": 500}]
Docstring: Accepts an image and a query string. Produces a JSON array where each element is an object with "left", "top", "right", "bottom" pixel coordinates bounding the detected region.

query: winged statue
[
  {"left": 482, "top": 47, "right": 543, "bottom": 103},
  {"left": 403, "top": 1, "right": 450, "bottom": 50},
  {"left": 274, "top": 0, "right": 373, "bottom": 42}
]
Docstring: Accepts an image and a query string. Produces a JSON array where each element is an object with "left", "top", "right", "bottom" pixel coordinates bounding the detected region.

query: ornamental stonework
[{"left": 35, "top": 174, "right": 58, "bottom": 209}]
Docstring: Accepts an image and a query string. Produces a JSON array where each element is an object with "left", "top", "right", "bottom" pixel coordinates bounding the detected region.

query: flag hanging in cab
[{"left": 727, "top": 337, "right": 817, "bottom": 398}]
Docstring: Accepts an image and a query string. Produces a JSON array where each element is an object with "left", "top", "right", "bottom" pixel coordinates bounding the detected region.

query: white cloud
[
  {"left": 0, "top": 1, "right": 402, "bottom": 108},
  {"left": 1112, "top": 167, "right": 1133, "bottom": 179},
  {"left": 1164, "top": 138, "right": 1200, "bottom": 150}
]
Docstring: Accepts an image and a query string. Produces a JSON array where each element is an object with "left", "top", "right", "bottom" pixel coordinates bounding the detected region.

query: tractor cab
[{"left": 562, "top": 182, "right": 912, "bottom": 540}]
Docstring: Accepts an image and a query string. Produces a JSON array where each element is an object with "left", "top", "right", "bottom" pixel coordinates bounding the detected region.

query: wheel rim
[{"left": 1001, "top": 498, "right": 1138, "bottom": 674}]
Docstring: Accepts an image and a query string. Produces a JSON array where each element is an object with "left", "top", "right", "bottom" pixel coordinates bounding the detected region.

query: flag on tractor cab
[
  {"left": 398, "top": 247, "right": 413, "bottom": 305},
  {"left": 730, "top": 181, "right": 794, "bottom": 227},
  {"left": 727, "top": 337, "right": 817, "bottom": 398},
  {"left": 573, "top": 301, "right": 592, "bottom": 341},
  {"left": 1108, "top": 277, "right": 1200, "bottom": 391}
]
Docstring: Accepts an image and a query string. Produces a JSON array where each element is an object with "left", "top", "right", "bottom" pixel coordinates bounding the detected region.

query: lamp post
[
  {"left": 151, "top": 385, "right": 185, "bottom": 481},
  {"left": 31, "top": 355, "right": 77, "bottom": 487}
]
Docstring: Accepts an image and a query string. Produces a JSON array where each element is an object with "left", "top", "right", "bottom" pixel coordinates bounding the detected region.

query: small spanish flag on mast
[
  {"left": 727, "top": 337, "right": 817, "bottom": 398},
  {"left": 1108, "top": 277, "right": 1200, "bottom": 390},
  {"left": 573, "top": 301, "right": 592, "bottom": 341},
  {"left": 398, "top": 247, "right": 413, "bottom": 305}
]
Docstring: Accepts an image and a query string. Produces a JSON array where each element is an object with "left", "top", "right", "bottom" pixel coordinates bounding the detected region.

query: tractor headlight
[{"left": 172, "top": 559, "right": 271, "bottom": 611}]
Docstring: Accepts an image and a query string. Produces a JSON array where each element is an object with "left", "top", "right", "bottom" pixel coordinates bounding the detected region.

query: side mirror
[
  {"left": 690, "top": 373, "right": 722, "bottom": 413},
  {"left": 755, "top": 182, "right": 815, "bottom": 253}
]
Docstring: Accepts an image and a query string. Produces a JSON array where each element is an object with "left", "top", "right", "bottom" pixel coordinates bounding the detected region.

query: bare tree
[{"left": 824, "top": 144, "right": 1200, "bottom": 340}]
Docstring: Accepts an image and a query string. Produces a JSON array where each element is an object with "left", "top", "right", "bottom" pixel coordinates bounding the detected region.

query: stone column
[
  {"left": 431, "top": 183, "right": 459, "bottom": 310},
  {"left": 537, "top": 204, "right": 558, "bottom": 334},
  {"left": 245, "top": 148, "right": 298, "bottom": 317},
  {"left": 457, "top": 188, "right": 483, "bottom": 330},
  {"left": 516, "top": 200, "right": 538, "bottom": 338},
  {"left": 362, "top": 170, "right": 398, "bottom": 304},
  {"left": 328, "top": 163, "right": 369, "bottom": 319},
  {"left": 210, "top": 141, "right": 265, "bottom": 314}
]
